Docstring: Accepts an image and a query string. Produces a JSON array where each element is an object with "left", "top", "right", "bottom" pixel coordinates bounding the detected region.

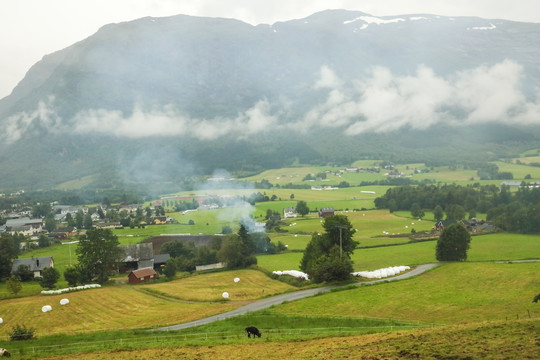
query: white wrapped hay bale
[
  {"left": 41, "top": 305, "right": 52, "bottom": 313},
  {"left": 60, "top": 298, "right": 69, "bottom": 305},
  {"left": 222, "top": 292, "right": 229, "bottom": 299}
]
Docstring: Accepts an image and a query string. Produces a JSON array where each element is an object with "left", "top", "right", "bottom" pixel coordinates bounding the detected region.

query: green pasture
[
  {"left": 494, "top": 160, "right": 540, "bottom": 180},
  {"left": 239, "top": 166, "right": 387, "bottom": 186},
  {"left": 271, "top": 262, "right": 539, "bottom": 325},
  {"left": 258, "top": 231, "right": 539, "bottom": 272}
]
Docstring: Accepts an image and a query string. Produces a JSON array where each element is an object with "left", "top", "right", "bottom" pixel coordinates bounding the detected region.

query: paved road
[{"left": 154, "top": 263, "right": 440, "bottom": 332}]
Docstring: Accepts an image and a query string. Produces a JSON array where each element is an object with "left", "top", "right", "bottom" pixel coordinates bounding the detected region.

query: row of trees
[
  {"left": 375, "top": 184, "right": 540, "bottom": 233},
  {"left": 162, "top": 225, "right": 286, "bottom": 277}
]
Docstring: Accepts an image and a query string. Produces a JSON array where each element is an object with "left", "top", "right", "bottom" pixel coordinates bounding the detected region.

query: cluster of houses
[
  {"left": 435, "top": 218, "right": 495, "bottom": 233},
  {"left": 10, "top": 243, "right": 171, "bottom": 284}
]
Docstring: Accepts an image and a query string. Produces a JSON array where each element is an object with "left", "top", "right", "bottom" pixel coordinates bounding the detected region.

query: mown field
[
  {"left": 19, "top": 320, "right": 539, "bottom": 360},
  {"left": 0, "top": 269, "right": 295, "bottom": 339}
]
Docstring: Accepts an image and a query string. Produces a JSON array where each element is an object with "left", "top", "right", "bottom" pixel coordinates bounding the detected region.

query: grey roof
[
  {"left": 11, "top": 256, "right": 53, "bottom": 273},
  {"left": 120, "top": 243, "right": 154, "bottom": 262},
  {"left": 5, "top": 218, "right": 43, "bottom": 227},
  {"left": 154, "top": 253, "right": 170, "bottom": 264}
]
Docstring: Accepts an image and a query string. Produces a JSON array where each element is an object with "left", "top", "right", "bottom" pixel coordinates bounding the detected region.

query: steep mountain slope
[{"left": 1, "top": 10, "right": 539, "bottom": 190}]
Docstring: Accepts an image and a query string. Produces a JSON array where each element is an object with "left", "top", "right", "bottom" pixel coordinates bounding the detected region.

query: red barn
[
  {"left": 128, "top": 268, "right": 158, "bottom": 284},
  {"left": 318, "top": 207, "right": 335, "bottom": 218}
]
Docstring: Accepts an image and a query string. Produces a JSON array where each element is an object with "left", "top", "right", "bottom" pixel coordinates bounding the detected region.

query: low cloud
[
  {"left": 71, "top": 100, "right": 278, "bottom": 140},
  {"left": 3, "top": 60, "right": 540, "bottom": 144},
  {"left": 308, "top": 60, "right": 539, "bottom": 135}
]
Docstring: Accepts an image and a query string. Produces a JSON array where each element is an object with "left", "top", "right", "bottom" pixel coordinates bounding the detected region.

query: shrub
[{"left": 10, "top": 324, "right": 36, "bottom": 341}]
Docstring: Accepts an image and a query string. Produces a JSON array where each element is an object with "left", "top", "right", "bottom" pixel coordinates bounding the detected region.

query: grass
[
  {"left": 271, "top": 262, "right": 540, "bottom": 325},
  {"left": 0, "top": 269, "right": 294, "bottom": 339},
  {"left": 257, "top": 231, "right": 539, "bottom": 272},
  {"left": 138, "top": 269, "right": 295, "bottom": 302}
]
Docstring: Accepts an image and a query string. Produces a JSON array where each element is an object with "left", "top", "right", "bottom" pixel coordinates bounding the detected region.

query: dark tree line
[{"left": 375, "top": 184, "right": 540, "bottom": 233}]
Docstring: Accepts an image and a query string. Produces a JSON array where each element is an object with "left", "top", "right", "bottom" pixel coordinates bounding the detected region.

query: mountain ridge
[{"left": 1, "top": 10, "right": 539, "bottom": 190}]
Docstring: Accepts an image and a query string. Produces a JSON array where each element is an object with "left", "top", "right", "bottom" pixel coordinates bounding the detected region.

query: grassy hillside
[
  {"left": 272, "top": 262, "right": 539, "bottom": 325},
  {"left": 21, "top": 320, "right": 538, "bottom": 360},
  {"left": 0, "top": 269, "right": 294, "bottom": 338}
]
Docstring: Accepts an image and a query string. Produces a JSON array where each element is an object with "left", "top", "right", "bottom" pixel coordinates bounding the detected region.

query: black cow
[
  {"left": 245, "top": 326, "right": 261, "bottom": 338},
  {"left": 0, "top": 348, "right": 11, "bottom": 357}
]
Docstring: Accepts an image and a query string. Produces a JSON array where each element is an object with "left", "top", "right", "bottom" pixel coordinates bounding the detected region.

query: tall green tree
[
  {"left": 0, "top": 235, "right": 19, "bottom": 280},
  {"left": 445, "top": 204, "right": 466, "bottom": 221},
  {"left": 433, "top": 205, "right": 444, "bottom": 222},
  {"left": 436, "top": 224, "right": 471, "bottom": 261},
  {"left": 76, "top": 228, "right": 123, "bottom": 284},
  {"left": 218, "top": 225, "right": 257, "bottom": 269},
  {"left": 296, "top": 200, "right": 310, "bottom": 216},
  {"left": 300, "top": 215, "right": 357, "bottom": 283}
]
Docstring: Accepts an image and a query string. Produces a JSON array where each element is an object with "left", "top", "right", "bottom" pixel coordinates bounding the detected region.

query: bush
[{"left": 10, "top": 324, "right": 36, "bottom": 340}]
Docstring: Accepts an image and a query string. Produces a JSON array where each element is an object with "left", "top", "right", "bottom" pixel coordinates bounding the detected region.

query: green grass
[
  {"left": 271, "top": 262, "right": 539, "bottom": 324},
  {"left": 257, "top": 231, "right": 539, "bottom": 272}
]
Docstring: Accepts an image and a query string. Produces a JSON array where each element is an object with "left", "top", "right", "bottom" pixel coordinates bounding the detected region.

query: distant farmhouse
[
  {"left": 318, "top": 208, "right": 335, "bottom": 218},
  {"left": 11, "top": 256, "right": 54, "bottom": 278},
  {"left": 1, "top": 217, "right": 44, "bottom": 237},
  {"left": 283, "top": 207, "right": 297, "bottom": 218}
]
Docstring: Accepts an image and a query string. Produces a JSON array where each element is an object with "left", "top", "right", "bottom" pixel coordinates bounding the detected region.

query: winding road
[{"left": 154, "top": 263, "right": 440, "bottom": 331}]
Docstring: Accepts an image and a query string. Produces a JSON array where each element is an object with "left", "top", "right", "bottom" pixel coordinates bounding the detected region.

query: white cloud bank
[
  {"left": 304, "top": 60, "right": 540, "bottom": 135},
  {"left": 3, "top": 60, "right": 540, "bottom": 145}
]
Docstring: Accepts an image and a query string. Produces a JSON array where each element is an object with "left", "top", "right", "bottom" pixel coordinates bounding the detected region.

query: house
[
  {"left": 153, "top": 253, "right": 171, "bottom": 272},
  {"left": 128, "top": 268, "right": 158, "bottom": 284},
  {"left": 150, "top": 216, "right": 168, "bottom": 225},
  {"left": 11, "top": 256, "right": 54, "bottom": 278},
  {"left": 283, "top": 208, "right": 297, "bottom": 218},
  {"left": 435, "top": 219, "right": 457, "bottom": 232},
  {"left": 119, "top": 243, "right": 154, "bottom": 272},
  {"left": 3, "top": 217, "right": 43, "bottom": 236},
  {"left": 318, "top": 208, "right": 335, "bottom": 218}
]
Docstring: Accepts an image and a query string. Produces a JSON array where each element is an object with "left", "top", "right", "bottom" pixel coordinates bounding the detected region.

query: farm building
[
  {"left": 318, "top": 207, "right": 335, "bottom": 218},
  {"left": 11, "top": 256, "right": 54, "bottom": 278},
  {"left": 128, "top": 268, "right": 158, "bottom": 284},
  {"left": 283, "top": 207, "right": 297, "bottom": 218},
  {"left": 120, "top": 243, "right": 154, "bottom": 271}
]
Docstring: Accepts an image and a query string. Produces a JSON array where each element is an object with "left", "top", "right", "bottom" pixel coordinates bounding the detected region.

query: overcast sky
[{"left": 1, "top": 0, "right": 539, "bottom": 99}]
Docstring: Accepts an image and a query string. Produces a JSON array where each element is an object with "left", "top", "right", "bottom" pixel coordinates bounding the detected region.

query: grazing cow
[
  {"left": 245, "top": 326, "right": 261, "bottom": 338},
  {"left": 0, "top": 348, "right": 11, "bottom": 357}
]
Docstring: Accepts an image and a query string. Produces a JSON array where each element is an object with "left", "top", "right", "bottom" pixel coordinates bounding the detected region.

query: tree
[
  {"left": 39, "top": 267, "right": 60, "bottom": 289},
  {"left": 433, "top": 205, "right": 444, "bottom": 222},
  {"left": 14, "top": 264, "right": 33, "bottom": 282},
  {"left": 445, "top": 204, "right": 465, "bottom": 221},
  {"left": 300, "top": 215, "right": 358, "bottom": 283},
  {"left": 218, "top": 235, "right": 257, "bottom": 269},
  {"left": 75, "top": 209, "right": 84, "bottom": 229},
  {"left": 76, "top": 228, "right": 123, "bottom": 284},
  {"left": 436, "top": 224, "right": 471, "bottom": 261},
  {"left": 83, "top": 212, "right": 93, "bottom": 229},
  {"left": 309, "top": 246, "right": 353, "bottom": 283},
  {"left": 6, "top": 275, "right": 22, "bottom": 295},
  {"left": 410, "top": 203, "right": 424, "bottom": 219},
  {"left": 64, "top": 266, "right": 80, "bottom": 287},
  {"left": 38, "top": 234, "right": 51, "bottom": 248},
  {"left": 163, "top": 258, "right": 177, "bottom": 279},
  {"left": 44, "top": 215, "right": 57, "bottom": 233},
  {"left": 0, "top": 235, "right": 19, "bottom": 280},
  {"left": 296, "top": 200, "right": 310, "bottom": 217}
]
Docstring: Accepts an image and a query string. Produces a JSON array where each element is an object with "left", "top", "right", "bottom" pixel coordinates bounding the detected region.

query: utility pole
[{"left": 335, "top": 225, "right": 347, "bottom": 259}]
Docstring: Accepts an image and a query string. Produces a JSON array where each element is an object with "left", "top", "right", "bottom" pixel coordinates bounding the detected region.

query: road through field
[{"left": 155, "top": 263, "right": 440, "bottom": 331}]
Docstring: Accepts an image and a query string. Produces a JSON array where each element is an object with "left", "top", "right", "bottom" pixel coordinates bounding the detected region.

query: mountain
[{"left": 1, "top": 10, "right": 540, "bottom": 190}]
